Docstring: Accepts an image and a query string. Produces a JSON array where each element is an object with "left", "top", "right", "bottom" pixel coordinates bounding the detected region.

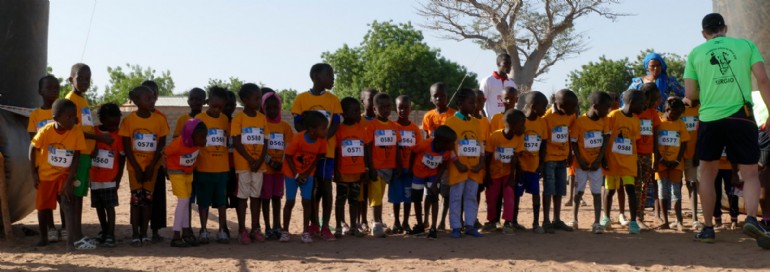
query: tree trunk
[{"left": 714, "top": 0, "right": 770, "bottom": 90}]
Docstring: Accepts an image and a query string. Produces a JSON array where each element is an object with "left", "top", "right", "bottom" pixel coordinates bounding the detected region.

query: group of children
[{"left": 29, "top": 60, "right": 739, "bottom": 250}]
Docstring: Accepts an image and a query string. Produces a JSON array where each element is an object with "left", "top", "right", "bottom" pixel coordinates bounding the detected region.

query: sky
[{"left": 47, "top": 0, "right": 712, "bottom": 99}]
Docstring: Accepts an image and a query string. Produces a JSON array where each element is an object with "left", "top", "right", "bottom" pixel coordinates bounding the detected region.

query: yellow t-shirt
[
  {"left": 28, "top": 108, "right": 53, "bottom": 133},
  {"left": 490, "top": 112, "right": 504, "bottom": 132},
  {"left": 569, "top": 114, "right": 610, "bottom": 167},
  {"left": 291, "top": 91, "right": 342, "bottom": 158},
  {"left": 195, "top": 112, "right": 231, "bottom": 173},
  {"left": 173, "top": 114, "right": 192, "bottom": 138},
  {"left": 544, "top": 110, "right": 576, "bottom": 162},
  {"left": 681, "top": 105, "right": 700, "bottom": 160},
  {"left": 119, "top": 112, "right": 169, "bottom": 171},
  {"left": 230, "top": 112, "right": 270, "bottom": 172},
  {"left": 604, "top": 109, "right": 641, "bottom": 177},
  {"left": 519, "top": 117, "right": 548, "bottom": 173},
  {"left": 31, "top": 123, "right": 87, "bottom": 181},
  {"left": 445, "top": 115, "right": 484, "bottom": 185},
  {"left": 265, "top": 121, "right": 294, "bottom": 174},
  {"left": 656, "top": 118, "right": 691, "bottom": 171},
  {"left": 65, "top": 91, "right": 96, "bottom": 153},
  {"left": 485, "top": 129, "right": 524, "bottom": 179}
]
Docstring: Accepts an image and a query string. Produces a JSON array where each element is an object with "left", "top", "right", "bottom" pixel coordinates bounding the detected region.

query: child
[
  {"left": 421, "top": 82, "right": 455, "bottom": 230},
  {"left": 142, "top": 80, "right": 170, "bottom": 243},
  {"left": 472, "top": 90, "right": 490, "bottom": 229},
  {"left": 367, "top": 92, "right": 401, "bottom": 237},
  {"left": 635, "top": 83, "right": 662, "bottom": 230},
  {"left": 542, "top": 89, "right": 578, "bottom": 233},
  {"left": 89, "top": 103, "right": 125, "bottom": 247},
  {"left": 194, "top": 86, "right": 232, "bottom": 244},
  {"left": 281, "top": 111, "right": 328, "bottom": 243},
  {"left": 30, "top": 99, "right": 89, "bottom": 249},
  {"left": 445, "top": 88, "right": 485, "bottom": 238},
  {"left": 516, "top": 91, "right": 549, "bottom": 233},
  {"left": 120, "top": 86, "right": 169, "bottom": 246},
  {"left": 714, "top": 149, "right": 740, "bottom": 230},
  {"left": 262, "top": 90, "right": 293, "bottom": 240},
  {"left": 225, "top": 91, "right": 238, "bottom": 211},
  {"left": 334, "top": 97, "right": 370, "bottom": 238},
  {"left": 480, "top": 53, "right": 516, "bottom": 118},
  {"left": 681, "top": 98, "right": 702, "bottom": 230},
  {"left": 232, "top": 84, "right": 269, "bottom": 244},
  {"left": 358, "top": 87, "right": 377, "bottom": 232},
  {"left": 291, "top": 63, "right": 341, "bottom": 240},
  {"left": 410, "top": 126, "right": 456, "bottom": 239},
  {"left": 654, "top": 97, "right": 690, "bottom": 231},
  {"left": 173, "top": 88, "right": 206, "bottom": 138},
  {"left": 485, "top": 109, "right": 525, "bottom": 234},
  {"left": 489, "top": 86, "right": 519, "bottom": 132},
  {"left": 602, "top": 90, "right": 646, "bottom": 234},
  {"left": 165, "top": 119, "right": 207, "bottom": 247},
  {"left": 361, "top": 87, "right": 379, "bottom": 124},
  {"left": 392, "top": 95, "right": 422, "bottom": 234},
  {"left": 569, "top": 91, "right": 612, "bottom": 234}
]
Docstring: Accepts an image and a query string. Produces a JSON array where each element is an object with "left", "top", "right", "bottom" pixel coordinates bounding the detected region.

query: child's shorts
[
  {"left": 261, "top": 173, "right": 284, "bottom": 199},
  {"left": 388, "top": 170, "right": 412, "bottom": 204},
  {"left": 236, "top": 170, "right": 265, "bottom": 199},
  {"left": 543, "top": 161, "right": 567, "bottom": 196},
  {"left": 130, "top": 189, "right": 153, "bottom": 207},
  {"left": 314, "top": 158, "right": 335, "bottom": 181},
  {"left": 74, "top": 154, "right": 91, "bottom": 197},
  {"left": 369, "top": 169, "right": 393, "bottom": 207},
  {"left": 336, "top": 182, "right": 361, "bottom": 203},
  {"left": 169, "top": 173, "right": 194, "bottom": 198},
  {"left": 656, "top": 169, "right": 683, "bottom": 184},
  {"left": 128, "top": 163, "right": 161, "bottom": 192},
  {"left": 36, "top": 176, "right": 66, "bottom": 210},
  {"left": 575, "top": 168, "right": 603, "bottom": 195},
  {"left": 193, "top": 171, "right": 228, "bottom": 208},
  {"left": 515, "top": 171, "right": 540, "bottom": 197},
  {"left": 605, "top": 176, "right": 634, "bottom": 190},
  {"left": 657, "top": 178, "right": 683, "bottom": 201},
  {"left": 411, "top": 176, "right": 438, "bottom": 203},
  {"left": 91, "top": 187, "right": 118, "bottom": 208},
  {"left": 285, "top": 176, "right": 314, "bottom": 201}
]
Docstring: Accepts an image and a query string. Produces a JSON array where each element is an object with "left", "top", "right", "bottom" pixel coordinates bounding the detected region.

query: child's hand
[
  {"left": 429, "top": 182, "right": 440, "bottom": 196},
  {"left": 456, "top": 163, "right": 468, "bottom": 173},
  {"left": 298, "top": 174, "right": 308, "bottom": 184},
  {"left": 602, "top": 160, "right": 608, "bottom": 170},
  {"left": 670, "top": 160, "right": 680, "bottom": 168},
  {"left": 471, "top": 163, "right": 483, "bottom": 173},
  {"left": 589, "top": 160, "right": 600, "bottom": 171},
  {"left": 135, "top": 169, "right": 145, "bottom": 184},
  {"left": 59, "top": 182, "right": 74, "bottom": 203}
]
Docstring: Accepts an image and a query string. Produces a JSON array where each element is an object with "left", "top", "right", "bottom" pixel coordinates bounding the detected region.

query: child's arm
[
  {"left": 471, "top": 152, "right": 485, "bottom": 173},
  {"left": 538, "top": 140, "right": 547, "bottom": 173},
  {"left": 571, "top": 142, "right": 589, "bottom": 170},
  {"left": 334, "top": 147, "right": 342, "bottom": 183},
  {"left": 507, "top": 156, "right": 518, "bottom": 187},
  {"left": 116, "top": 155, "right": 126, "bottom": 189},
  {"left": 593, "top": 134, "right": 610, "bottom": 171},
  {"left": 285, "top": 154, "right": 299, "bottom": 180},
  {"left": 433, "top": 163, "right": 447, "bottom": 194},
  {"left": 61, "top": 151, "right": 81, "bottom": 202},
  {"left": 301, "top": 155, "right": 323, "bottom": 180},
  {"left": 675, "top": 141, "right": 687, "bottom": 169},
  {"left": 144, "top": 136, "right": 166, "bottom": 182},
  {"left": 394, "top": 146, "right": 402, "bottom": 178},
  {"left": 452, "top": 151, "right": 468, "bottom": 173},
  {"left": 326, "top": 115, "right": 340, "bottom": 138},
  {"left": 254, "top": 137, "right": 268, "bottom": 171},
  {"left": 233, "top": 135, "right": 258, "bottom": 170},
  {"left": 123, "top": 136, "right": 144, "bottom": 183},
  {"left": 85, "top": 131, "right": 114, "bottom": 145},
  {"left": 29, "top": 145, "right": 39, "bottom": 189},
  {"left": 408, "top": 152, "right": 416, "bottom": 174},
  {"left": 366, "top": 144, "right": 376, "bottom": 182},
  {"left": 653, "top": 132, "right": 662, "bottom": 168},
  {"left": 293, "top": 114, "right": 305, "bottom": 132}
]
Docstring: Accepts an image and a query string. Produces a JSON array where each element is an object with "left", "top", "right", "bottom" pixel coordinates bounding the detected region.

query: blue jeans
[
  {"left": 449, "top": 179, "right": 479, "bottom": 229},
  {"left": 543, "top": 161, "right": 567, "bottom": 196}
]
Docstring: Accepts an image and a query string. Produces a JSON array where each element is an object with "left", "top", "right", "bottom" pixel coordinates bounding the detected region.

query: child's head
[
  {"left": 182, "top": 118, "right": 208, "bottom": 148},
  {"left": 38, "top": 75, "right": 60, "bottom": 105},
  {"left": 622, "top": 89, "right": 646, "bottom": 115},
  {"left": 341, "top": 97, "right": 362, "bottom": 124},
  {"left": 608, "top": 92, "right": 620, "bottom": 110},
  {"left": 224, "top": 91, "right": 237, "bottom": 117},
  {"left": 496, "top": 53, "right": 512, "bottom": 74},
  {"left": 374, "top": 92, "right": 392, "bottom": 120},
  {"left": 682, "top": 97, "right": 700, "bottom": 108},
  {"left": 663, "top": 97, "right": 686, "bottom": 121},
  {"left": 360, "top": 88, "right": 379, "bottom": 116},
  {"left": 129, "top": 86, "right": 155, "bottom": 112},
  {"left": 432, "top": 125, "right": 458, "bottom": 153},
  {"left": 238, "top": 83, "right": 262, "bottom": 112},
  {"left": 262, "top": 91, "right": 282, "bottom": 121},
  {"left": 302, "top": 110, "right": 329, "bottom": 139},
  {"left": 455, "top": 88, "right": 477, "bottom": 115},
  {"left": 588, "top": 91, "right": 613, "bottom": 118},
  {"left": 523, "top": 91, "right": 548, "bottom": 117},
  {"left": 310, "top": 63, "right": 334, "bottom": 90},
  {"left": 639, "top": 83, "right": 661, "bottom": 109},
  {"left": 554, "top": 89, "right": 578, "bottom": 116},
  {"left": 260, "top": 87, "right": 276, "bottom": 114},
  {"left": 206, "top": 86, "right": 228, "bottom": 117},
  {"left": 141, "top": 80, "right": 160, "bottom": 100},
  {"left": 501, "top": 86, "right": 518, "bottom": 111},
  {"left": 396, "top": 95, "right": 412, "bottom": 121},
  {"left": 97, "top": 102, "right": 122, "bottom": 131},
  {"left": 474, "top": 89, "right": 486, "bottom": 114},
  {"left": 52, "top": 99, "right": 77, "bottom": 130},
  {"left": 430, "top": 82, "right": 448, "bottom": 110},
  {"left": 187, "top": 87, "right": 206, "bottom": 112},
  {"left": 504, "top": 109, "right": 526, "bottom": 135},
  {"left": 68, "top": 63, "right": 91, "bottom": 93}
]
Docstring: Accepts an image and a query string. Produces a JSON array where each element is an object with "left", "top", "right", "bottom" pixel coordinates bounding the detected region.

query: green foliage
[
  {"left": 101, "top": 64, "right": 174, "bottom": 105},
  {"left": 205, "top": 77, "right": 244, "bottom": 93},
  {"left": 276, "top": 89, "right": 297, "bottom": 111},
  {"left": 322, "top": 21, "right": 477, "bottom": 110}
]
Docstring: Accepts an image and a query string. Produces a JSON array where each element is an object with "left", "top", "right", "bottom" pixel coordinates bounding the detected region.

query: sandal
[
  {"left": 141, "top": 237, "right": 153, "bottom": 245},
  {"left": 73, "top": 237, "right": 97, "bottom": 250},
  {"left": 131, "top": 238, "right": 142, "bottom": 247},
  {"left": 103, "top": 236, "right": 116, "bottom": 248},
  {"left": 170, "top": 238, "right": 190, "bottom": 248}
]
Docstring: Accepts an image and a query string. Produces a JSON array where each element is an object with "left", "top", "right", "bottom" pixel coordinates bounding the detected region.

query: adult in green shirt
[{"left": 685, "top": 13, "right": 770, "bottom": 247}]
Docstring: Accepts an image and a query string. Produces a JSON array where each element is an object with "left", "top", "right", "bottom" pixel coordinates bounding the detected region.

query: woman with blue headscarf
[{"left": 624, "top": 52, "right": 685, "bottom": 110}]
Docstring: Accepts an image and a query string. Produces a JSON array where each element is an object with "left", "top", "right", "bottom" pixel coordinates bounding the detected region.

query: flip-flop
[
  {"left": 73, "top": 237, "right": 97, "bottom": 250},
  {"left": 141, "top": 237, "right": 153, "bottom": 245},
  {"left": 131, "top": 238, "right": 142, "bottom": 247}
]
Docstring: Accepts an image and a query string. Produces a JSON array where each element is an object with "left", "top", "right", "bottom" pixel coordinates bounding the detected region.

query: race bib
[
  {"left": 241, "top": 127, "right": 264, "bottom": 145},
  {"left": 341, "top": 140, "right": 364, "bottom": 157},
  {"left": 133, "top": 132, "right": 157, "bottom": 152},
  {"left": 611, "top": 137, "right": 633, "bottom": 155},
  {"left": 658, "top": 130, "right": 680, "bottom": 147},
  {"left": 682, "top": 116, "right": 698, "bottom": 132},
  {"left": 180, "top": 150, "right": 200, "bottom": 167},
  {"left": 421, "top": 154, "right": 443, "bottom": 169},
  {"left": 458, "top": 139, "right": 480, "bottom": 157},
  {"left": 268, "top": 133, "right": 284, "bottom": 150},
  {"left": 48, "top": 147, "right": 74, "bottom": 168},
  {"left": 551, "top": 125, "right": 568, "bottom": 143},
  {"left": 206, "top": 129, "right": 226, "bottom": 147},
  {"left": 524, "top": 135, "right": 541, "bottom": 152},
  {"left": 35, "top": 119, "right": 54, "bottom": 131},
  {"left": 640, "top": 119, "right": 653, "bottom": 136},
  {"left": 399, "top": 131, "right": 416, "bottom": 147},
  {"left": 374, "top": 129, "right": 396, "bottom": 146},
  {"left": 92, "top": 149, "right": 115, "bottom": 169},
  {"left": 495, "top": 147, "right": 515, "bottom": 163},
  {"left": 583, "top": 131, "right": 603, "bottom": 149},
  {"left": 81, "top": 108, "right": 94, "bottom": 127}
]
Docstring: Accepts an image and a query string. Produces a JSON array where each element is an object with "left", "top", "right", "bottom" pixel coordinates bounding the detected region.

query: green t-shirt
[{"left": 684, "top": 36, "right": 764, "bottom": 122}]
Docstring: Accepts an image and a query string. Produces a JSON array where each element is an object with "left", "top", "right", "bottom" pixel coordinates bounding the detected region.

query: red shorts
[{"left": 37, "top": 176, "right": 66, "bottom": 210}]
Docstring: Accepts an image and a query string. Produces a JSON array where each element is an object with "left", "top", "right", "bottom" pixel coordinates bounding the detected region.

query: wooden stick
[{"left": 0, "top": 152, "right": 12, "bottom": 241}]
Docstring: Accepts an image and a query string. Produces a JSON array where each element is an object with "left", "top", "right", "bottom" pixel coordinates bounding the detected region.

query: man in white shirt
[{"left": 480, "top": 53, "right": 517, "bottom": 117}]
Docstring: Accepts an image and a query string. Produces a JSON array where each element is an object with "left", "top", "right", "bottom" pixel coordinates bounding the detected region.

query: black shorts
[
  {"left": 91, "top": 188, "right": 118, "bottom": 208},
  {"left": 697, "top": 108, "right": 759, "bottom": 164}
]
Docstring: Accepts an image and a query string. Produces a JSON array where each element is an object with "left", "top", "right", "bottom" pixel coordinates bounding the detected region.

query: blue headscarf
[{"left": 643, "top": 52, "right": 669, "bottom": 97}]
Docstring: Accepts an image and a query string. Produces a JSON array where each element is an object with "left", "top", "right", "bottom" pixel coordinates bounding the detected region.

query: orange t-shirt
[
  {"left": 65, "top": 91, "right": 96, "bottom": 153},
  {"left": 397, "top": 121, "right": 422, "bottom": 169},
  {"left": 490, "top": 112, "right": 505, "bottom": 132},
  {"left": 636, "top": 108, "right": 661, "bottom": 155},
  {"left": 119, "top": 112, "right": 169, "bottom": 171},
  {"left": 544, "top": 110, "right": 576, "bottom": 162},
  {"left": 164, "top": 136, "right": 201, "bottom": 174},
  {"left": 173, "top": 114, "right": 193, "bottom": 138},
  {"left": 656, "top": 118, "right": 690, "bottom": 172},
  {"left": 421, "top": 108, "right": 456, "bottom": 137},
  {"left": 604, "top": 109, "right": 641, "bottom": 177},
  {"left": 230, "top": 112, "right": 270, "bottom": 172},
  {"left": 265, "top": 121, "right": 294, "bottom": 174},
  {"left": 681, "top": 105, "right": 700, "bottom": 160},
  {"left": 28, "top": 108, "right": 53, "bottom": 133},
  {"left": 90, "top": 128, "right": 124, "bottom": 182},
  {"left": 445, "top": 115, "right": 484, "bottom": 185},
  {"left": 194, "top": 112, "right": 231, "bottom": 173},
  {"left": 485, "top": 130, "right": 525, "bottom": 179},
  {"left": 336, "top": 122, "right": 370, "bottom": 178},
  {"left": 569, "top": 114, "right": 610, "bottom": 167},
  {"left": 411, "top": 139, "right": 452, "bottom": 179},
  {"left": 282, "top": 132, "right": 327, "bottom": 177},
  {"left": 367, "top": 119, "right": 401, "bottom": 169},
  {"left": 519, "top": 116, "right": 548, "bottom": 173},
  {"left": 290, "top": 91, "right": 342, "bottom": 158},
  {"left": 31, "top": 123, "right": 87, "bottom": 181}
]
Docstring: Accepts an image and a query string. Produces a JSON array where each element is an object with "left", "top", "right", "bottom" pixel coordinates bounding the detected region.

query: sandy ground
[{"left": 2, "top": 172, "right": 770, "bottom": 272}]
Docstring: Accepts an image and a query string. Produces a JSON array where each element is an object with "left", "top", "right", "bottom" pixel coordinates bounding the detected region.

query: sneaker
[
  {"left": 411, "top": 224, "right": 425, "bottom": 236},
  {"left": 239, "top": 230, "right": 251, "bottom": 245},
  {"left": 308, "top": 224, "right": 321, "bottom": 237},
  {"left": 301, "top": 232, "right": 313, "bottom": 243},
  {"left": 591, "top": 223, "right": 604, "bottom": 234},
  {"left": 271, "top": 227, "right": 283, "bottom": 240},
  {"left": 372, "top": 222, "right": 387, "bottom": 238},
  {"left": 47, "top": 229, "right": 59, "bottom": 242},
  {"left": 502, "top": 222, "right": 515, "bottom": 235},
  {"left": 103, "top": 235, "right": 116, "bottom": 247},
  {"left": 170, "top": 238, "right": 190, "bottom": 248},
  {"left": 743, "top": 217, "right": 770, "bottom": 240},
  {"left": 451, "top": 228, "right": 462, "bottom": 238},
  {"left": 568, "top": 221, "right": 579, "bottom": 230},
  {"left": 464, "top": 227, "right": 484, "bottom": 238},
  {"left": 692, "top": 221, "right": 704, "bottom": 231},
  {"left": 334, "top": 228, "right": 343, "bottom": 239},
  {"left": 669, "top": 221, "right": 684, "bottom": 232},
  {"left": 59, "top": 229, "right": 68, "bottom": 241},
  {"left": 392, "top": 224, "right": 404, "bottom": 235},
  {"left": 729, "top": 221, "right": 738, "bottom": 231},
  {"left": 600, "top": 217, "right": 611, "bottom": 230},
  {"left": 279, "top": 231, "right": 291, "bottom": 242},
  {"left": 695, "top": 227, "right": 715, "bottom": 243},
  {"left": 629, "top": 220, "right": 640, "bottom": 234},
  {"left": 341, "top": 222, "right": 351, "bottom": 236},
  {"left": 618, "top": 214, "right": 629, "bottom": 226},
  {"left": 553, "top": 220, "right": 574, "bottom": 232},
  {"left": 482, "top": 222, "right": 497, "bottom": 232},
  {"left": 360, "top": 222, "right": 370, "bottom": 233},
  {"left": 512, "top": 222, "right": 527, "bottom": 230},
  {"left": 218, "top": 229, "right": 230, "bottom": 244},
  {"left": 533, "top": 225, "right": 545, "bottom": 234},
  {"left": 402, "top": 223, "right": 413, "bottom": 235},
  {"left": 473, "top": 220, "right": 482, "bottom": 229},
  {"left": 543, "top": 221, "right": 555, "bottom": 234},
  {"left": 427, "top": 228, "right": 438, "bottom": 240},
  {"left": 198, "top": 229, "right": 210, "bottom": 244},
  {"left": 250, "top": 229, "right": 265, "bottom": 242},
  {"left": 321, "top": 227, "right": 336, "bottom": 241},
  {"left": 350, "top": 227, "right": 365, "bottom": 237}
]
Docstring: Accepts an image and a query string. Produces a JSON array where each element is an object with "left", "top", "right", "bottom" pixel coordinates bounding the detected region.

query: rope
[{"left": 80, "top": 0, "right": 98, "bottom": 61}]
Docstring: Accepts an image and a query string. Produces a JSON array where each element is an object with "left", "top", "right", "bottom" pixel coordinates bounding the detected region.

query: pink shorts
[{"left": 261, "top": 173, "right": 284, "bottom": 199}]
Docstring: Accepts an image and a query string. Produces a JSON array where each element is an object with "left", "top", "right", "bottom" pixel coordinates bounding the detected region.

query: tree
[
  {"left": 417, "top": 0, "right": 624, "bottom": 99},
  {"left": 206, "top": 77, "right": 245, "bottom": 93},
  {"left": 322, "top": 21, "right": 477, "bottom": 110},
  {"left": 277, "top": 89, "right": 297, "bottom": 111},
  {"left": 101, "top": 64, "right": 174, "bottom": 105},
  {"left": 566, "top": 56, "right": 632, "bottom": 112}
]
